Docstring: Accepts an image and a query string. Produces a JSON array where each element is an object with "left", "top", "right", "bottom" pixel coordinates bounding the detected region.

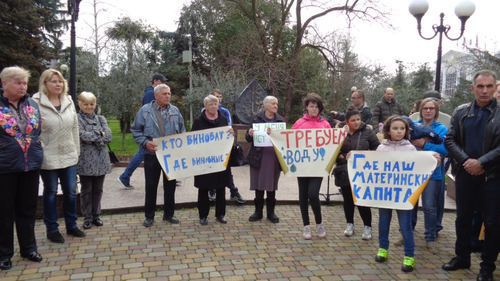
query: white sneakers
[
  {"left": 362, "top": 226, "right": 372, "bottom": 240},
  {"left": 303, "top": 224, "right": 327, "bottom": 240},
  {"left": 344, "top": 223, "right": 354, "bottom": 237},
  {"left": 344, "top": 224, "right": 372, "bottom": 240},
  {"left": 303, "top": 225, "right": 312, "bottom": 240},
  {"left": 317, "top": 223, "right": 326, "bottom": 238}
]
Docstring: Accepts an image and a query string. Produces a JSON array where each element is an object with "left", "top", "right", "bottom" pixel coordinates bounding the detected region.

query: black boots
[
  {"left": 249, "top": 197, "right": 264, "bottom": 221},
  {"left": 266, "top": 197, "right": 279, "bottom": 223},
  {"left": 249, "top": 196, "right": 279, "bottom": 223}
]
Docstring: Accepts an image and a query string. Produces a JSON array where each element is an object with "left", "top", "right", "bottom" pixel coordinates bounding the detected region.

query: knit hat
[{"left": 422, "top": 90, "right": 441, "bottom": 100}]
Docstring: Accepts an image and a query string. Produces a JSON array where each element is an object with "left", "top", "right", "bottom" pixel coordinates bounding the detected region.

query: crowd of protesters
[{"left": 0, "top": 66, "right": 498, "bottom": 280}]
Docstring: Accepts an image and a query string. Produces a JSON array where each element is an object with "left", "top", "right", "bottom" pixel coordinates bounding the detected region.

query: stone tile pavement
[
  {"left": 1, "top": 204, "right": 497, "bottom": 280},
  {"left": 80, "top": 166, "right": 456, "bottom": 211}
]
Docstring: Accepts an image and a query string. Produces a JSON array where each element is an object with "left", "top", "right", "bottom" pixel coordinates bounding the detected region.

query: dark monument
[
  {"left": 233, "top": 79, "right": 268, "bottom": 158},
  {"left": 235, "top": 79, "right": 268, "bottom": 125}
]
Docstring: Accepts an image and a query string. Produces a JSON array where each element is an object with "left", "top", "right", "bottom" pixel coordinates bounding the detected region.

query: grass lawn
[{"left": 108, "top": 119, "right": 139, "bottom": 157}]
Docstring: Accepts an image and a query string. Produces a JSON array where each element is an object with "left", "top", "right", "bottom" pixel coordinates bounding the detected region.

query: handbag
[
  {"left": 247, "top": 146, "right": 262, "bottom": 168},
  {"left": 107, "top": 144, "right": 119, "bottom": 164},
  {"left": 94, "top": 115, "right": 119, "bottom": 164},
  {"left": 229, "top": 144, "right": 247, "bottom": 167},
  {"left": 333, "top": 165, "right": 350, "bottom": 187}
]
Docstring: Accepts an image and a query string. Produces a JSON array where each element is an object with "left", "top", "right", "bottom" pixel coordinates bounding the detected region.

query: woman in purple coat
[{"left": 246, "top": 96, "right": 285, "bottom": 223}]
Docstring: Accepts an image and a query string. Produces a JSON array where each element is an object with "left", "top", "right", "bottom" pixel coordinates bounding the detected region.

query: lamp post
[
  {"left": 409, "top": 0, "right": 475, "bottom": 93},
  {"left": 182, "top": 34, "right": 193, "bottom": 127},
  {"left": 68, "top": 0, "right": 82, "bottom": 101}
]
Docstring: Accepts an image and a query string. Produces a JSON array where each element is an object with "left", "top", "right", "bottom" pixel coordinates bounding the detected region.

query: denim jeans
[
  {"left": 379, "top": 208, "right": 414, "bottom": 257},
  {"left": 119, "top": 146, "right": 145, "bottom": 185},
  {"left": 41, "top": 166, "right": 78, "bottom": 233},
  {"left": 422, "top": 179, "right": 442, "bottom": 241},
  {"left": 436, "top": 166, "right": 446, "bottom": 233}
]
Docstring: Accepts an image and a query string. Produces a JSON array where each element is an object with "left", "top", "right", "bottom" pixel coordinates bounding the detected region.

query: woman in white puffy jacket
[{"left": 33, "top": 69, "right": 85, "bottom": 244}]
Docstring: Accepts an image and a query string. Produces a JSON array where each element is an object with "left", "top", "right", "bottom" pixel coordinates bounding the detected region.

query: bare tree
[{"left": 227, "top": 0, "right": 388, "bottom": 116}]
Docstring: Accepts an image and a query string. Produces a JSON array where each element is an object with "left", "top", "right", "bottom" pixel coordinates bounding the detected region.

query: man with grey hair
[
  {"left": 442, "top": 70, "right": 499, "bottom": 281},
  {"left": 131, "top": 84, "right": 186, "bottom": 228},
  {"left": 118, "top": 73, "right": 167, "bottom": 189}
]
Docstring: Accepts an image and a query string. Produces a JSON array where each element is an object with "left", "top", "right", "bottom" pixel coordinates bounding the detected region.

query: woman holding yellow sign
[
  {"left": 246, "top": 96, "right": 285, "bottom": 224},
  {"left": 292, "top": 93, "right": 331, "bottom": 240},
  {"left": 192, "top": 95, "right": 231, "bottom": 225}
]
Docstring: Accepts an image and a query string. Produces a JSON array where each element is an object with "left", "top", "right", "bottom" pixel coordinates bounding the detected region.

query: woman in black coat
[
  {"left": 245, "top": 96, "right": 285, "bottom": 223},
  {"left": 192, "top": 94, "right": 230, "bottom": 225},
  {"left": 333, "top": 109, "right": 380, "bottom": 240}
]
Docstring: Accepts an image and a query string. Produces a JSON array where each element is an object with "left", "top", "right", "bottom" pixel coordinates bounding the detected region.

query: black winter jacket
[
  {"left": 372, "top": 98, "right": 405, "bottom": 129},
  {"left": 445, "top": 99, "right": 500, "bottom": 180},
  {"left": 245, "top": 110, "right": 285, "bottom": 168},
  {"left": 333, "top": 123, "right": 380, "bottom": 186},
  {"left": 192, "top": 110, "right": 230, "bottom": 189}
]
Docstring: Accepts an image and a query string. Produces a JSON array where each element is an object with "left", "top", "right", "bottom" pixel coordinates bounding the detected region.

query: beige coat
[{"left": 33, "top": 92, "right": 80, "bottom": 170}]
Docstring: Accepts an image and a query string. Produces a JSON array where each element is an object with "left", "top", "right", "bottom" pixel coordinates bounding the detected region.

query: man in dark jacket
[
  {"left": 117, "top": 73, "right": 166, "bottom": 188},
  {"left": 372, "top": 87, "right": 405, "bottom": 131},
  {"left": 442, "top": 70, "right": 499, "bottom": 281}
]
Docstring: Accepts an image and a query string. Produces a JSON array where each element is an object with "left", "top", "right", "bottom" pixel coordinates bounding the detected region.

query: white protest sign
[
  {"left": 347, "top": 151, "right": 437, "bottom": 210},
  {"left": 269, "top": 128, "right": 347, "bottom": 176},
  {"left": 253, "top": 122, "right": 286, "bottom": 147},
  {"left": 154, "top": 126, "right": 234, "bottom": 180}
]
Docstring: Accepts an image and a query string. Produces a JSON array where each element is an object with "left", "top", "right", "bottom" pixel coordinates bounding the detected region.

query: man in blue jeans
[{"left": 117, "top": 73, "right": 166, "bottom": 189}]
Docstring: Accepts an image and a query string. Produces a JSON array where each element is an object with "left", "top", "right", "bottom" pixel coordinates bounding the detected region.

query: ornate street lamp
[
  {"left": 409, "top": 0, "right": 475, "bottom": 93},
  {"left": 68, "top": 0, "right": 82, "bottom": 101}
]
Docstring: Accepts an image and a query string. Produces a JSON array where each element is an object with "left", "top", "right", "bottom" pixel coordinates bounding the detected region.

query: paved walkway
[
  {"left": 82, "top": 166, "right": 457, "bottom": 212},
  {"left": 1, "top": 205, "right": 497, "bottom": 280},
  {"left": 5, "top": 166, "right": 494, "bottom": 280}
]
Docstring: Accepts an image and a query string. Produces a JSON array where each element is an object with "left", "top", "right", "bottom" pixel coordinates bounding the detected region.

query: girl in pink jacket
[
  {"left": 292, "top": 93, "right": 330, "bottom": 240},
  {"left": 374, "top": 115, "right": 417, "bottom": 272}
]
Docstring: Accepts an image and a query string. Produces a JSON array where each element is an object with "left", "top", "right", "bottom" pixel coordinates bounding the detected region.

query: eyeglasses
[{"left": 422, "top": 107, "right": 436, "bottom": 111}]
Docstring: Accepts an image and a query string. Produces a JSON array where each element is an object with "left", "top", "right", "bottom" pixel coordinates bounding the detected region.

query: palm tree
[{"left": 106, "top": 17, "right": 152, "bottom": 137}]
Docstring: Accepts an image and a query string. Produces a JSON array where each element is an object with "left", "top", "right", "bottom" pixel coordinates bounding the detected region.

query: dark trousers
[
  {"left": 255, "top": 190, "right": 276, "bottom": 201},
  {"left": 226, "top": 166, "right": 238, "bottom": 194},
  {"left": 198, "top": 188, "right": 226, "bottom": 219},
  {"left": 297, "top": 177, "right": 323, "bottom": 226},
  {"left": 0, "top": 171, "right": 39, "bottom": 259},
  {"left": 144, "top": 154, "right": 176, "bottom": 220},
  {"left": 339, "top": 183, "right": 372, "bottom": 227},
  {"left": 455, "top": 170, "right": 499, "bottom": 273},
  {"left": 79, "top": 175, "right": 105, "bottom": 222}
]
